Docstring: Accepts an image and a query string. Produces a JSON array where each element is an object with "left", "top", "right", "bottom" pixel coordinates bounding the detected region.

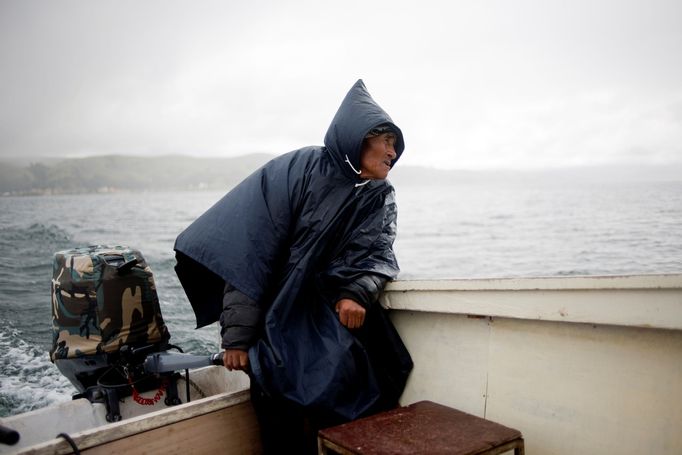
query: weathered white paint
[
  {"left": 0, "top": 399, "right": 108, "bottom": 453},
  {"left": 386, "top": 274, "right": 682, "bottom": 291},
  {"left": 485, "top": 319, "right": 682, "bottom": 455},
  {"left": 84, "top": 400, "right": 260, "bottom": 455},
  {"left": 8, "top": 390, "right": 253, "bottom": 455},
  {"left": 386, "top": 274, "right": 682, "bottom": 455},
  {"left": 0, "top": 366, "right": 250, "bottom": 454},
  {"left": 383, "top": 274, "right": 682, "bottom": 330}
]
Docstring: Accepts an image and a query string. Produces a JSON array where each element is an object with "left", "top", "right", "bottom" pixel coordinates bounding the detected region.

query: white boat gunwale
[{"left": 382, "top": 274, "right": 682, "bottom": 331}]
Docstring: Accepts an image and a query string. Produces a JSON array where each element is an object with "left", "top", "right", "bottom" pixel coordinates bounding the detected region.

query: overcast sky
[{"left": 1, "top": 0, "right": 681, "bottom": 169}]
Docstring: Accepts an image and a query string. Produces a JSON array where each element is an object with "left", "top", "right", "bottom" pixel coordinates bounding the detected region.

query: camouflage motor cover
[{"left": 50, "top": 245, "right": 170, "bottom": 361}]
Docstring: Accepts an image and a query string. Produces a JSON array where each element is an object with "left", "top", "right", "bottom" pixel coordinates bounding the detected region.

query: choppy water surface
[{"left": 1, "top": 181, "right": 681, "bottom": 416}]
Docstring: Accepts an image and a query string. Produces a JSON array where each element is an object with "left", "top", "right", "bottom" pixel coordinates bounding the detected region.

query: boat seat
[{"left": 317, "top": 400, "right": 524, "bottom": 455}]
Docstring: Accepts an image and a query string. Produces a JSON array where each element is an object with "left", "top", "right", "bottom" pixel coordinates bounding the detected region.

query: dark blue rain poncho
[{"left": 174, "top": 80, "right": 412, "bottom": 421}]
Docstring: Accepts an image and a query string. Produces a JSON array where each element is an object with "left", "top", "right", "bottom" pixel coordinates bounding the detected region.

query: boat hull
[
  {"left": 2, "top": 274, "right": 681, "bottom": 454},
  {"left": 385, "top": 275, "right": 682, "bottom": 454}
]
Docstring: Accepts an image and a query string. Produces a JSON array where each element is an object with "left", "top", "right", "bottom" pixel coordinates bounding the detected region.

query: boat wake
[{"left": 0, "top": 326, "right": 72, "bottom": 418}]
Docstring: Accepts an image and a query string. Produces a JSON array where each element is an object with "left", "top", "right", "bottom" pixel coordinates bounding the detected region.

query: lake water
[{"left": 1, "top": 180, "right": 681, "bottom": 417}]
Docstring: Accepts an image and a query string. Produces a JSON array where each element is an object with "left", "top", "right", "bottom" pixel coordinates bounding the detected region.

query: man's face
[{"left": 359, "top": 133, "right": 397, "bottom": 180}]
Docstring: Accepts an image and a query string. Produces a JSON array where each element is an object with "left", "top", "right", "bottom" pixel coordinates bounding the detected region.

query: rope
[
  {"left": 57, "top": 433, "right": 80, "bottom": 455},
  {"left": 189, "top": 378, "right": 207, "bottom": 399},
  {"left": 178, "top": 376, "right": 207, "bottom": 399}
]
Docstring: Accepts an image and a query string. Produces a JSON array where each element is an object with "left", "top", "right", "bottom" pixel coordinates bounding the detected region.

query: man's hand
[
  {"left": 223, "top": 349, "right": 249, "bottom": 371},
  {"left": 335, "top": 299, "right": 366, "bottom": 329}
]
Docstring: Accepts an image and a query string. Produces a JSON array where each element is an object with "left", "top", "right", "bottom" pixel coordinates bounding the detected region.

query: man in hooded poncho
[{"left": 174, "top": 80, "right": 413, "bottom": 452}]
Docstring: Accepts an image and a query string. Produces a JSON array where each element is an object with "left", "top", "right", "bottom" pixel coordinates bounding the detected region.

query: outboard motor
[{"left": 50, "top": 245, "right": 177, "bottom": 421}]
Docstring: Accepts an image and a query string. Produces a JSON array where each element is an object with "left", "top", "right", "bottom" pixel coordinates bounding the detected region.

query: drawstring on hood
[
  {"left": 344, "top": 154, "right": 371, "bottom": 187},
  {"left": 344, "top": 154, "right": 362, "bottom": 175},
  {"left": 324, "top": 80, "right": 405, "bottom": 184}
]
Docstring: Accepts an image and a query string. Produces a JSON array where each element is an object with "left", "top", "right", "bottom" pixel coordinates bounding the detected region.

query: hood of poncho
[{"left": 324, "top": 79, "right": 405, "bottom": 181}]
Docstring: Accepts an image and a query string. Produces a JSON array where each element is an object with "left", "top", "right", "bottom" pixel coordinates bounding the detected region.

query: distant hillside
[
  {"left": 0, "top": 154, "right": 274, "bottom": 195},
  {"left": 1, "top": 155, "right": 680, "bottom": 195}
]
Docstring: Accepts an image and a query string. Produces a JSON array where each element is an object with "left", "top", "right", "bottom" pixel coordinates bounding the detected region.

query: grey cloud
[{"left": 1, "top": 0, "right": 681, "bottom": 169}]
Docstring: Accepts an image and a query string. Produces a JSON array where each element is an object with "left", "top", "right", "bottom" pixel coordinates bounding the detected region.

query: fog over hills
[
  {"left": 1, "top": 155, "right": 680, "bottom": 195},
  {"left": 0, "top": 154, "right": 273, "bottom": 195}
]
